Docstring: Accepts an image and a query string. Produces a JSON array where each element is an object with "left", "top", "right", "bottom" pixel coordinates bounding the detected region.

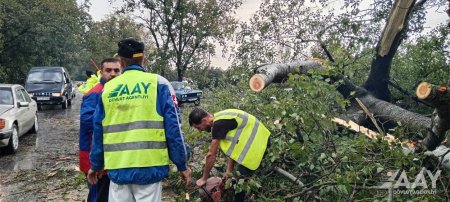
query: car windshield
[
  {"left": 27, "top": 71, "right": 63, "bottom": 83},
  {"left": 0, "top": 88, "right": 13, "bottom": 105},
  {"left": 171, "top": 82, "right": 185, "bottom": 90}
]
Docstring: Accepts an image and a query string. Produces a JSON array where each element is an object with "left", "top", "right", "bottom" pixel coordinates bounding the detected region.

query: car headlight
[
  {"left": 197, "top": 92, "right": 202, "bottom": 96},
  {"left": 0, "top": 119, "right": 5, "bottom": 129},
  {"left": 182, "top": 94, "right": 187, "bottom": 98},
  {"left": 52, "top": 93, "right": 62, "bottom": 97}
]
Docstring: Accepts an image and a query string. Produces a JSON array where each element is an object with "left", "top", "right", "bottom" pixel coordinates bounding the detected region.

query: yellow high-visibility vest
[
  {"left": 78, "top": 75, "right": 99, "bottom": 94},
  {"left": 101, "top": 71, "right": 169, "bottom": 169},
  {"left": 214, "top": 109, "right": 270, "bottom": 170}
]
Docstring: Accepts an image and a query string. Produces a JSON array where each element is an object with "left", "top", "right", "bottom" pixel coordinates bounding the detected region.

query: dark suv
[{"left": 25, "top": 67, "right": 75, "bottom": 110}]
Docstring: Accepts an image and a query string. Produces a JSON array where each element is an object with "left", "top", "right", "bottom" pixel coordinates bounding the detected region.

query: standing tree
[
  {"left": 85, "top": 15, "right": 144, "bottom": 63},
  {"left": 0, "top": 0, "right": 90, "bottom": 83},
  {"left": 120, "top": 0, "right": 241, "bottom": 80}
]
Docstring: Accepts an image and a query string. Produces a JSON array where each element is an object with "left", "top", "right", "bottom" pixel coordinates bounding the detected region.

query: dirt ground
[{"left": 0, "top": 93, "right": 180, "bottom": 202}]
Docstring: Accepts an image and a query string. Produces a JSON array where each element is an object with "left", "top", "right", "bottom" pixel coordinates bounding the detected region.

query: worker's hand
[
  {"left": 196, "top": 177, "right": 207, "bottom": 187},
  {"left": 222, "top": 172, "right": 232, "bottom": 182},
  {"left": 181, "top": 167, "right": 192, "bottom": 187},
  {"left": 87, "top": 169, "right": 103, "bottom": 184}
]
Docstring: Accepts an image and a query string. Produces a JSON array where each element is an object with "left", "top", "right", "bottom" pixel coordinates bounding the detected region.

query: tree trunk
[
  {"left": 363, "top": 0, "right": 416, "bottom": 102},
  {"left": 416, "top": 82, "right": 450, "bottom": 150},
  {"left": 249, "top": 61, "right": 325, "bottom": 92},
  {"left": 177, "top": 64, "right": 183, "bottom": 81},
  {"left": 249, "top": 61, "right": 434, "bottom": 144}
]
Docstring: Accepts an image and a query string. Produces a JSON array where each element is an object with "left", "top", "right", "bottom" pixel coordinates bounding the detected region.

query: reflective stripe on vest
[
  {"left": 214, "top": 109, "right": 270, "bottom": 170},
  {"left": 101, "top": 71, "right": 169, "bottom": 169},
  {"left": 103, "top": 120, "right": 164, "bottom": 133}
]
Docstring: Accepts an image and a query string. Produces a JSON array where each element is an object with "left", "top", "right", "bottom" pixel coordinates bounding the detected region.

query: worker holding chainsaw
[{"left": 189, "top": 107, "right": 271, "bottom": 201}]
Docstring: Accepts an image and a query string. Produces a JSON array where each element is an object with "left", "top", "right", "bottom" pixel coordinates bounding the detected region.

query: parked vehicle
[
  {"left": 170, "top": 81, "right": 203, "bottom": 106},
  {"left": 0, "top": 84, "right": 38, "bottom": 154},
  {"left": 25, "top": 67, "right": 75, "bottom": 110}
]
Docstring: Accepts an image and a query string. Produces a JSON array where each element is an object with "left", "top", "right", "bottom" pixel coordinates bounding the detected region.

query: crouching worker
[{"left": 189, "top": 107, "right": 271, "bottom": 202}]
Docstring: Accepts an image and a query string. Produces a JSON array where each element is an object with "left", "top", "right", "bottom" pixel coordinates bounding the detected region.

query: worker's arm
[
  {"left": 226, "top": 158, "right": 235, "bottom": 175},
  {"left": 196, "top": 139, "right": 220, "bottom": 186},
  {"left": 89, "top": 95, "right": 105, "bottom": 171}
]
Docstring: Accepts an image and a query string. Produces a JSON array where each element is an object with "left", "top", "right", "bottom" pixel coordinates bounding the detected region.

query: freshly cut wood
[
  {"left": 416, "top": 82, "right": 432, "bottom": 100},
  {"left": 249, "top": 74, "right": 266, "bottom": 92},
  {"left": 355, "top": 98, "right": 385, "bottom": 136},
  {"left": 249, "top": 61, "right": 324, "bottom": 92},
  {"left": 416, "top": 82, "right": 450, "bottom": 104},
  {"left": 332, "top": 118, "right": 398, "bottom": 144},
  {"left": 416, "top": 82, "right": 450, "bottom": 150},
  {"left": 333, "top": 117, "right": 450, "bottom": 170}
]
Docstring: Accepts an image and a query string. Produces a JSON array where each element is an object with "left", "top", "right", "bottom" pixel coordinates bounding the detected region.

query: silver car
[{"left": 0, "top": 84, "right": 38, "bottom": 154}]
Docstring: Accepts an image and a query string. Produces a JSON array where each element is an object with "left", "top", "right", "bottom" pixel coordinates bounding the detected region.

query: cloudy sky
[
  {"left": 87, "top": 0, "right": 262, "bottom": 68},
  {"left": 86, "top": 0, "right": 447, "bottom": 68},
  {"left": 88, "top": 0, "right": 262, "bottom": 22}
]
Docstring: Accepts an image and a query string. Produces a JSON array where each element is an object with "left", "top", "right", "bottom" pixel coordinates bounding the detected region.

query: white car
[{"left": 0, "top": 84, "right": 38, "bottom": 154}]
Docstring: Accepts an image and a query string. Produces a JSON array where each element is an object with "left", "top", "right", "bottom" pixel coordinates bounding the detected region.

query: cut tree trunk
[
  {"left": 416, "top": 82, "right": 450, "bottom": 150},
  {"left": 249, "top": 61, "right": 325, "bottom": 92},
  {"left": 250, "top": 61, "right": 431, "bottom": 135}
]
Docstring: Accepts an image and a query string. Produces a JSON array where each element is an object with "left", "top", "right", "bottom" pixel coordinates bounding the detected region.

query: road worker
[
  {"left": 189, "top": 107, "right": 271, "bottom": 202},
  {"left": 88, "top": 38, "right": 191, "bottom": 201}
]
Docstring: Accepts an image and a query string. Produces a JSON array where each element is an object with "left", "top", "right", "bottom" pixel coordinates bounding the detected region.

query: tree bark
[
  {"left": 363, "top": 0, "right": 416, "bottom": 102},
  {"left": 249, "top": 61, "right": 325, "bottom": 92},
  {"left": 249, "top": 61, "right": 432, "bottom": 141},
  {"left": 416, "top": 82, "right": 450, "bottom": 150}
]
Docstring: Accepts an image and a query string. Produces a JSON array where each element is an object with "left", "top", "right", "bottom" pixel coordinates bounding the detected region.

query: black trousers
[
  {"left": 86, "top": 174, "right": 110, "bottom": 202},
  {"left": 234, "top": 165, "right": 254, "bottom": 202},
  {"left": 234, "top": 138, "right": 271, "bottom": 202}
]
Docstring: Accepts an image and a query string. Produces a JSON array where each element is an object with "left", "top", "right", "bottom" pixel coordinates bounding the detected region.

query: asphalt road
[
  {"left": 0, "top": 92, "right": 179, "bottom": 201},
  {"left": 0, "top": 92, "right": 85, "bottom": 201}
]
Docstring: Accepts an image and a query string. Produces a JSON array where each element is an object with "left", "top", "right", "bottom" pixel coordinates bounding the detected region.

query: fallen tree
[
  {"left": 249, "top": 0, "right": 448, "bottom": 150},
  {"left": 249, "top": 61, "right": 450, "bottom": 168},
  {"left": 416, "top": 82, "right": 450, "bottom": 150}
]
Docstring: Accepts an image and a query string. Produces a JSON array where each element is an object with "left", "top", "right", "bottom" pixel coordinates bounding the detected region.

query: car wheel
[
  {"left": 31, "top": 114, "right": 38, "bottom": 133},
  {"left": 68, "top": 98, "right": 72, "bottom": 106},
  {"left": 194, "top": 99, "right": 200, "bottom": 106},
  {"left": 37, "top": 104, "right": 43, "bottom": 111},
  {"left": 3, "top": 124, "right": 19, "bottom": 154},
  {"left": 62, "top": 99, "right": 68, "bottom": 109}
]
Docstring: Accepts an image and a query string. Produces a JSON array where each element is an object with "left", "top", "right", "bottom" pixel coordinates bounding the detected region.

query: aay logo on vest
[{"left": 108, "top": 82, "right": 151, "bottom": 102}]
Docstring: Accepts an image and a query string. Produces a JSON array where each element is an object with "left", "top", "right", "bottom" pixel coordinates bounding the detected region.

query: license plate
[
  {"left": 37, "top": 97, "right": 50, "bottom": 101},
  {"left": 188, "top": 98, "right": 198, "bottom": 101}
]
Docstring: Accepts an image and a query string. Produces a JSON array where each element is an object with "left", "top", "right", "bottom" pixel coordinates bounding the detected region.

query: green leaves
[{"left": 0, "top": 0, "right": 89, "bottom": 83}]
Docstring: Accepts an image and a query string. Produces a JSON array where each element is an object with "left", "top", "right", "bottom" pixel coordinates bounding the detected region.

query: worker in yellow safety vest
[
  {"left": 189, "top": 107, "right": 271, "bottom": 202},
  {"left": 77, "top": 70, "right": 99, "bottom": 94},
  {"left": 87, "top": 38, "right": 192, "bottom": 201}
]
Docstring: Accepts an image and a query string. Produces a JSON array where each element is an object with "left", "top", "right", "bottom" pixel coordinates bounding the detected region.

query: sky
[
  {"left": 87, "top": 0, "right": 262, "bottom": 22},
  {"left": 86, "top": 0, "right": 262, "bottom": 68},
  {"left": 85, "top": 0, "right": 447, "bottom": 68}
]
